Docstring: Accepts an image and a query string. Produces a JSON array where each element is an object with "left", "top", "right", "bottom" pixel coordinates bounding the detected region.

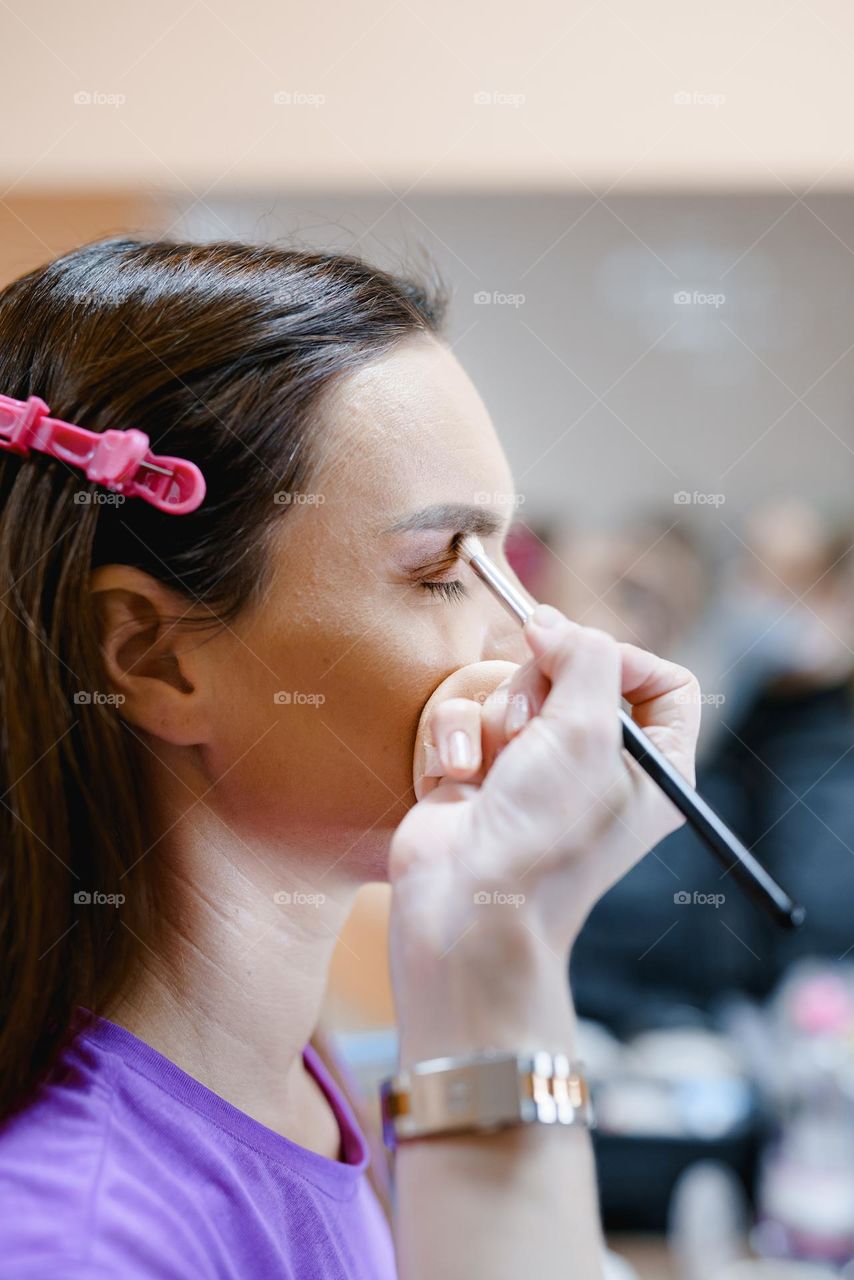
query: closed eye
[{"left": 419, "top": 579, "right": 468, "bottom": 603}]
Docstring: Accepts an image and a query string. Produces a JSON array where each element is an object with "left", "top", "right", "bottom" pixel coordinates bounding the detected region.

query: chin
[
  {"left": 333, "top": 825, "right": 398, "bottom": 885},
  {"left": 309, "top": 784, "right": 416, "bottom": 883}
]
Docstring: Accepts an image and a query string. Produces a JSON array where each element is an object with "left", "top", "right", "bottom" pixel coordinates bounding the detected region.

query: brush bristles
[{"left": 456, "top": 533, "right": 486, "bottom": 564}]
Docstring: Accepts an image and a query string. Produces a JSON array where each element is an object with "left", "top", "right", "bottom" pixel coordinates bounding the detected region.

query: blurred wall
[
  {"left": 171, "top": 190, "right": 854, "bottom": 532},
  {"left": 0, "top": 194, "right": 156, "bottom": 282},
  {"left": 3, "top": 0, "right": 854, "bottom": 190}
]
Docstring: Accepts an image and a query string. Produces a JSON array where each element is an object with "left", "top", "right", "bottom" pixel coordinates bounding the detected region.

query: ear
[{"left": 89, "top": 564, "right": 213, "bottom": 747}]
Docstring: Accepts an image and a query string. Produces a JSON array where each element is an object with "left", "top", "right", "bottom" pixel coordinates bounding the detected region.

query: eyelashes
[
  {"left": 410, "top": 542, "right": 469, "bottom": 602},
  {"left": 419, "top": 579, "right": 468, "bottom": 603},
  {"left": 411, "top": 529, "right": 505, "bottom": 602}
]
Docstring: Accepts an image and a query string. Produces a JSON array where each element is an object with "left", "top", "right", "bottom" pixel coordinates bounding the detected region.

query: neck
[{"left": 105, "top": 805, "right": 360, "bottom": 1135}]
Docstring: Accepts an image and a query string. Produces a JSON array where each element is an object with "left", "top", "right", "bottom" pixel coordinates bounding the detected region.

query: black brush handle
[{"left": 619, "top": 708, "right": 804, "bottom": 930}]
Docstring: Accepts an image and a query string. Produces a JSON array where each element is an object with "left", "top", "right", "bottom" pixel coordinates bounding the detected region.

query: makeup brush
[{"left": 457, "top": 533, "right": 805, "bottom": 931}]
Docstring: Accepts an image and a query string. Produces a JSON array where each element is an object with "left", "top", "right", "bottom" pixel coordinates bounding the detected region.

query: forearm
[
  {"left": 391, "top": 924, "right": 606, "bottom": 1280},
  {"left": 394, "top": 1105, "right": 604, "bottom": 1280}
]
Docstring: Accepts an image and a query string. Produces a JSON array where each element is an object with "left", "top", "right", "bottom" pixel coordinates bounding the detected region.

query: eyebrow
[{"left": 383, "top": 502, "right": 507, "bottom": 537}]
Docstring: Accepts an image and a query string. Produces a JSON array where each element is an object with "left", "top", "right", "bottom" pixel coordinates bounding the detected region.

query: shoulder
[
  {"left": 0, "top": 1032, "right": 114, "bottom": 1238},
  {"left": 0, "top": 1030, "right": 213, "bottom": 1278}
]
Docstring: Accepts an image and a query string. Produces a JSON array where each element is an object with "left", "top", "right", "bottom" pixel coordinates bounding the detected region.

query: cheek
[
  {"left": 295, "top": 624, "right": 463, "bottom": 813},
  {"left": 202, "top": 610, "right": 478, "bottom": 863}
]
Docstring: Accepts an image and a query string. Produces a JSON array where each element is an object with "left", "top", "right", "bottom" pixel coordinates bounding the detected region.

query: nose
[
  {"left": 484, "top": 613, "right": 528, "bottom": 664},
  {"left": 478, "top": 558, "right": 532, "bottom": 665}
]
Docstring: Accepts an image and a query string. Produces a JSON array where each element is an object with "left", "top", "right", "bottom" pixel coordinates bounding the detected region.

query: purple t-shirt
[{"left": 0, "top": 1013, "right": 398, "bottom": 1279}]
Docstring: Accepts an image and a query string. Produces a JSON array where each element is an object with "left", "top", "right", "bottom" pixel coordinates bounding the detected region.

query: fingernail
[
  {"left": 422, "top": 742, "right": 443, "bottom": 777},
  {"left": 530, "top": 603, "right": 564, "bottom": 628},
  {"left": 505, "top": 691, "right": 531, "bottom": 736},
  {"left": 447, "top": 728, "right": 474, "bottom": 770}
]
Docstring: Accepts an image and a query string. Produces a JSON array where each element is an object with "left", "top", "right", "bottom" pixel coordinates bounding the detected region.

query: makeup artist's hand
[
  {"left": 388, "top": 603, "right": 701, "bottom": 1062},
  {"left": 389, "top": 605, "right": 699, "bottom": 1280}
]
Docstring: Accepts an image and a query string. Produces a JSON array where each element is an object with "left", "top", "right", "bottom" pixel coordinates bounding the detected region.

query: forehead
[{"left": 313, "top": 336, "right": 515, "bottom": 530}]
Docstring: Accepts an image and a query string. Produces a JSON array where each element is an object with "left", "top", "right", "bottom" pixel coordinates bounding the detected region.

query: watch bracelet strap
[{"left": 379, "top": 1049, "right": 594, "bottom": 1149}]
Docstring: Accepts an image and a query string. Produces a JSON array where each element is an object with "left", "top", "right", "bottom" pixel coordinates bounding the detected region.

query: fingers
[
  {"left": 501, "top": 654, "right": 549, "bottom": 742},
  {"left": 412, "top": 659, "right": 520, "bottom": 800},
  {"left": 522, "top": 604, "right": 623, "bottom": 762},
  {"left": 474, "top": 659, "right": 549, "bottom": 775},
  {"left": 417, "top": 609, "right": 701, "bottom": 807},
  {"left": 618, "top": 641, "right": 701, "bottom": 784},
  {"left": 421, "top": 697, "right": 483, "bottom": 790},
  {"left": 417, "top": 671, "right": 542, "bottom": 800},
  {"left": 522, "top": 602, "right": 700, "bottom": 786},
  {"left": 619, "top": 641, "right": 699, "bottom": 715}
]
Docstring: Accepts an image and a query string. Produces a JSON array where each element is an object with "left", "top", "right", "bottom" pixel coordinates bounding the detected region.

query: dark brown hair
[{"left": 0, "top": 236, "right": 447, "bottom": 1120}]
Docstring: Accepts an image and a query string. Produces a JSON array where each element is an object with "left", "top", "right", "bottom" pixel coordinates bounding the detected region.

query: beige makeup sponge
[{"left": 412, "top": 659, "right": 519, "bottom": 796}]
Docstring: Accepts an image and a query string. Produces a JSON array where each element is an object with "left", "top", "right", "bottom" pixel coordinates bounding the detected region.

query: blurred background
[{"left": 5, "top": 2, "right": 854, "bottom": 1275}]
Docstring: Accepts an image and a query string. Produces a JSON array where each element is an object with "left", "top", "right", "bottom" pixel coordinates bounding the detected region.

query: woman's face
[{"left": 193, "top": 334, "right": 529, "bottom": 881}]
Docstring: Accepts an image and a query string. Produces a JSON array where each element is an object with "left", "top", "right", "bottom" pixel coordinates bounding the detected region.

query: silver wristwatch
[{"left": 379, "top": 1049, "right": 593, "bottom": 1149}]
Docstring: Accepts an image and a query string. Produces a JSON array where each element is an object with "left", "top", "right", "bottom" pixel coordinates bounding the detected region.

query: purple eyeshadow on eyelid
[
  {"left": 404, "top": 542, "right": 462, "bottom": 578},
  {"left": 416, "top": 558, "right": 458, "bottom": 579}
]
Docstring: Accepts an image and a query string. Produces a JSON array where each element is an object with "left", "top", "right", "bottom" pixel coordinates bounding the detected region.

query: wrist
[{"left": 393, "top": 911, "right": 577, "bottom": 1068}]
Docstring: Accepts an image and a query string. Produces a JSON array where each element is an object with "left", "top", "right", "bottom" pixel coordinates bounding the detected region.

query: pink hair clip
[{"left": 0, "top": 394, "right": 206, "bottom": 515}]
